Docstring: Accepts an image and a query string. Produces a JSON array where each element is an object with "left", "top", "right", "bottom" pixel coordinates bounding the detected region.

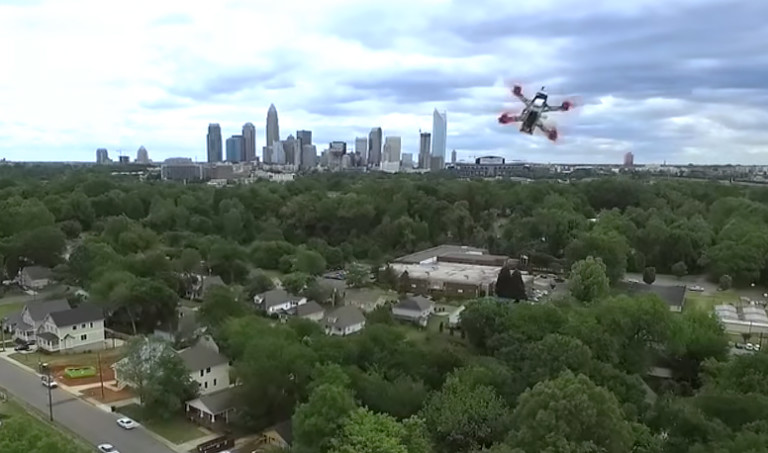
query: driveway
[{"left": 0, "top": 356, "right": 176, "bottom": 453}]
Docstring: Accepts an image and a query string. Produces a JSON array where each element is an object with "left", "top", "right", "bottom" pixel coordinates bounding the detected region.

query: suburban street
[{"left": 0, "top": 356, "right": 177, "bottom": 453}]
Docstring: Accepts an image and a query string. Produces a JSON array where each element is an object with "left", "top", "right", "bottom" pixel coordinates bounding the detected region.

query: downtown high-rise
[
  {"left": 207, "top": 123, "right": 223, "bottom": 162},
  {"left": 418, "top": 131, "right": 431, "bottom": 169},
  {"left": 266, "top": 104, "right": 280, "bottom": 149},
  {"left": 242, "top": 123, "right": 256, "bottom": 161},
  {"left": 431, "top": 109, "right": 447, "bottom": 163},
  {"left": 368, "top": 127, "right": 382, "bottom": 167}
]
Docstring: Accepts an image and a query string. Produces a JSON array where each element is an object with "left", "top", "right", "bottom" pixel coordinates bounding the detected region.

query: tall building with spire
[
  {"left": 242, "top": 123, "right": 256, "bottom": 161},
  {"left": 368, "top": 127, "right": 382, "bottom": 167},
  {"left": 207, "top": 123, "right": 223, "bottom": 162},
  {"left": 136, "top": 146, "right": 149, "bottom": 163},
  {"left": 266, "top": 104, "right": 280, "bottom": 150}
]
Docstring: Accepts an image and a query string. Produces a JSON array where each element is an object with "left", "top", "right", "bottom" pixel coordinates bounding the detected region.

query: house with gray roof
[
  {"left": 323, "top": 305, "right": 366, "bottom": 336},
  {"left": 292, "top": 300, "right": 325, "bottom": 322},
  {"left": 177, "top": 339, "right": 231, "bottom": 395},
  {"left": 255, "top": 288, "right": 307, "bottom": 315},
  {"left": 13, "top": 299, "right": 72, "bottom": 343},
  {"left": 185, "top": 386, "right": 239, "bottom": 427},
  {"left": 37, "top": 304, "right": 105, "bottom": 353},
  {"left": 19, "top": 265, "right": 54, "bottom": 289},
  {"left": 187, "top": 274, "right": 226, "bottom": 300},
  {"left": 392, "top": 295, "right": 434, "bottom": 326}
]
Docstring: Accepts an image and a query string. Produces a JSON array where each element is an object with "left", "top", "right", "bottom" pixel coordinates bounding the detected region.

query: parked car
[
  {"left": 40, "top": 375, "right": 57, "bottom": 389},
  {"left": 97, "top": 443, "right": 120, "bottom": 453},
  {"left": 14, "top": 343, "right": 29, "bottom": 352},
  {"left": 116, "top": 417, "right": 139, "bottom": 430},
  {"left": 689, "top": 285, "right": 704, "bottom": 292}
]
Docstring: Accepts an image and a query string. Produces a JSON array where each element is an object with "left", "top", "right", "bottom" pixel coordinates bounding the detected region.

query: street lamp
[{"left": 41, "top": 362, "right": 53, "bottom": 421}]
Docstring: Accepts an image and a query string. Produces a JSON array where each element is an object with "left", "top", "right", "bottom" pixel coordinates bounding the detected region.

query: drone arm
[
  {"left": 543, "top": 101, "right": 572, "bottom": 112},
  {"left": 511, "top": 85, "right": 530, "bottom": 105}
]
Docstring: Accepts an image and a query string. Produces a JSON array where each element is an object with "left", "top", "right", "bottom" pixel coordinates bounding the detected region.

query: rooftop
[
  {"left": 390, "top": 262, "right": 503, "bottom": 286},
  {"left": 619, "top": 282, "right": 686, "bottom": 309},
  {"left": 324, "top": 305, "right": 365, "bottom": 329},
  {"left": 177, "top": 342, "right": 229, "bottom": 372},
  {"left": 26, "top": 299, "right": 71, "bottom": 321},
  {"left": 295, "top": 300, "right": 325, "bottom": 317},
  {"left": 48, "top": 304, "right": 104, "bottom": 327},
  {"left": 394, "top": 245, "right": 488, "bottom": 265},
  {"left": 189, "top": 386, "right": 238, "bottom": 415},
  {"left": 396, "top": 296, "right": 434, "bottom": 311},
  {"left": 258, "top": 288, "right": 301, "bottom": 308},
  {"left": 715, "top": 303, "right": 768, "bottom": 324},
  {"left": 23, "top": 265, "right": 54, "bottom": 280}
]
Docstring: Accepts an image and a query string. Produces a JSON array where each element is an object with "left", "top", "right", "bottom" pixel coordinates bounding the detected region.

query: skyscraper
[
  {"left": 136, "top": 146, "right": 149, "bottom": 163},
  {"left": 284, "top": 135, "right": 300, "bottom": 165},
  {"left": 451, "top": 149, "right": 457, "bottom": 164},
  {"left": 300, "top": 144, "right": 317, "bottom": 170},
  {"left": 242, "top": 123, "right": 256, "bottom": 161},
  {"left": 226, "top": 135, "right": 244, "bottom": 162},
  {"left": 207, "top": 123, "right": 223, "bottom": 163},
  {"left": 96, "top": 148, "right": 110, "bottom": 164},
  {"left": 383, "top": 136, "right": 401, "bottom": 162},
  {"left": 266, "top": 104, "right": 280, "bottom": 149},
  {"left": 623, "top": 152, "right": 634, "bottom": 167},
  {"left": 296, "top": 130, "right": 312, "bottom": 150},
  {"left": 418, "top": 131, "right": 431, "bottom": 169},
  {"left": 368, "top": 127, "right": 382, "bottom": 167},
  {"left": 431, "top": 109, "right": 447, "bottom": 161},
  {"left": 355, "top": 137, "right": 367, "bottom": 162}
]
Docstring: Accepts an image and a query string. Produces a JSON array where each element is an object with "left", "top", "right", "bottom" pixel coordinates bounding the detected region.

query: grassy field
[
  {"left": 684, "top": 290, "right": 741, "bottom": 313},
  {"left": 119, "top": 403, "right": 208, "bottom": 444},
  {"left": 0, "top": 395, "right": 92, "bottom": 452},
  {"left": 0, "top": 301, "right": 23, "bottom": 319},
  {"left": 9, "top": 347, "right": 125, "bottom": 369}
]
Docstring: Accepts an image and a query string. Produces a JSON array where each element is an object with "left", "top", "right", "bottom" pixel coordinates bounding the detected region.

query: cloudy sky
[{"left": 1, "top": 0, "right": 767, "bottom": 165}]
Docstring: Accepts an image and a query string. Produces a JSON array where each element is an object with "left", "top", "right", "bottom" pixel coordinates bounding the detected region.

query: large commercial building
[
  {"left": 225, "top": 135, "right": 244, "bottom": 163},
  {"left": 368, "top": 127, "right": 382, "bottom": 167},
  {"left": 431, "top": 109, "right": 447, "bottom": 165},
  {"left": 242, "top": 123, "right": 256, "bottom": 162},
  {"left": 266, "top": 104, "right": 280, "bottom": 150},
  {"left": 300, "top": 144, "right": 317, "bottom": 170},
  {"left": 207, "top": 124, "right": 223, "bottom": 163},
  {"left": 355, "top": 137, "right": 367, "bottom": 162},
  {"left": 136, "top": 146, "right": 150, "bottom": 163},
  {"left": 390, "top": 245, "right": 519, "bottom": 298},
  {"left": 161, "top": 158, "right": 203, "bottom": 181},
  {"left": 418, "top": 132, "right": 431, "bottom": 169},
  {"left": 96, "top": 148, "right": 110, "bottom": 164},
  {"left": 297, "top": 130, "right": 312, "bottom": 151}
]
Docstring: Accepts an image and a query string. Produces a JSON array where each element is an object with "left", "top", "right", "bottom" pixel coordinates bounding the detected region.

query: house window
[
  {"left": 80, "top": 334, "right": 87, "bottom": 341},
  {"left": 204, "top": 381, "right": 208, "bottom": 389},
  {"left": 73, "top": 325, "right": 77, "bottom": 330},
  {"left": 200, "top": 370, "right": 204, "bottom": 377},
  {"left": 81, "top": 323, "right": 86, "bottom": 328},
  {"left": 213, "top": 378, "right": 217, "bottom": 386},
  {"left": 206, "top": 367, "right": 211, "bottom": 374},
  {"left": 89, "top": 322, "right": 93, "bottom": 328},
  {"left": 458, "top": 289, "right": 463, "bottom": 294}
]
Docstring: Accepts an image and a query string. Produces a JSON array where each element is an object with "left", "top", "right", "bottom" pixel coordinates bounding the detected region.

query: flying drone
[{"left": 498, "top": 84, "right": 575, "bottom": 142}]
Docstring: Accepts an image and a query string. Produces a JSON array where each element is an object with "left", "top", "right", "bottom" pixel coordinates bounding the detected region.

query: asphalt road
[{"left": 0, "top": 357, "right": 177, "bottom": 453}]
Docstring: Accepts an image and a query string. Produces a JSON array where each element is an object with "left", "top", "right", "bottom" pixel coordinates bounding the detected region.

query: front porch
[
  {"left": 36, "top": 332, "right": 60, "bottom": 352},
  {"left": 184, "top": 386, "right": 238, "bottom": 432}
]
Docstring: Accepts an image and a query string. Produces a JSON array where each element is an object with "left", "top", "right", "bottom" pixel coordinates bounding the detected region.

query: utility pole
[
  {"left": 43, "top": 363, "right": 53, "bottom": 421},
  {"left": 1, "top": 318, "right": 5, "bottom": 352},
  {"left": 98, "top": 352, "right": 105, "bottom": 400}
]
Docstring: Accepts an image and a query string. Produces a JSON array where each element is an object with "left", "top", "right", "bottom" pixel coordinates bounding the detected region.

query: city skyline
[{"left": 1, "top": 1, "right": 767, "bottom": 165}]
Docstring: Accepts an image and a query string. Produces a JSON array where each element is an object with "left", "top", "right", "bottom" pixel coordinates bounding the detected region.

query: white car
[
  {"left": 689, "top": 285, "right": 704, "bottom": 292},
  {"left": 97, "top": 444, "right": 120, "bottom": 453},
  {"left": 116, "top": 417, "right": 139, "bottom": 430},
  {"left": 40, "top": 376, "right": 58, "bottom": 389}
]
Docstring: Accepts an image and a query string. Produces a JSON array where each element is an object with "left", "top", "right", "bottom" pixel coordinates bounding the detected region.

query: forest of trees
[{"left": 3, "top": 165, "right": 768, "bottom": 451}]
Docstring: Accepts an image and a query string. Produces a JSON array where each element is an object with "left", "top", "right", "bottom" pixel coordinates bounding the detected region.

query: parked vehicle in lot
[
  {"left": 689, "top": 285, "right": 704, "bottom": 292},
  {"left": 116, "top": 417, "right": 139, "bottom": 430}
]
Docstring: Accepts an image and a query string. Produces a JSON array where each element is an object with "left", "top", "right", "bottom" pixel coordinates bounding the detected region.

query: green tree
[
  {"left": 199, "top": 285, "right": 247, "bottom": 330},
  {"left": 330, "top": 408, "right": 432, "bottom": 453},
  {"left": 510, "top": 371, "right": 635, "bottom": 453},
  {"left": 282, "top": 272, "right": 315, "bottom": 295},
  {"left": 345, "top": 263, "right": 369, "bottom": 288},
  {"left": 421, "top": 375, "right": 511, "bottom": 452},
  {"left": 719, "top": 274, "right": 733, "bottom": 290},
  {"left": 245, "top": 271, "right": 275, "bottom": 300},
  {"left": 643, "top": 266, "right": 656, "bottom": 285},
  {"left": 671, "top": 261, "right": 688, "bottom": 279},
  {"left": 568, "top": 257, "right": 610, "bottom": 303},
  {"left": 294, "top": 248, "right": 328, "bottom": 275},
  {"left": 565, "top": 230, "right": 630, "bottom": 284},
  {"left": 494, "top": 266, "right": 514, "bottom": 300},
  {"left": 293, "top": 383, "right": 358, "bottom": 453}
]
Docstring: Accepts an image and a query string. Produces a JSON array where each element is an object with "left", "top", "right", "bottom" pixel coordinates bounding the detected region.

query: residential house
[
  {"left": 36, "top": 304, "right": 105, "bottom": 353},
  {"left": 291, "top": 300, "right": 325, "bottom": 322},
  {"left": 392, "top": 295, "right": 434, "bottom": 326},
  {"left": 18, "top": 266, "right": 54, "bottom": 290},
  {"left": 260, "top": 421, "right": 293, "bottom": 449},
  {"left": 185, "top": 386, "right": 239, "bottom": 427},
  {"left": 177, "top": 339, "right": 231, "bottom": 395},
  {"left": 323, "top": 306, "right": 366, "bottom": 336},
  {"left": 13, "top": 299, "right": 72, "bottom": 343},
  {"left": 153, "top": 305, "right": 203, "bottom": 346},
  {"left": 255, "top": 288, "right": 307, "bottom": 315}
]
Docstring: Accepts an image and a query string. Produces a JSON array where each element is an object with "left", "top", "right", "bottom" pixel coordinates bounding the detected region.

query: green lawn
[
  {"left": 9, "top": 347, "right": 125, "bottom": 369},
  {"left": 0, "top": 397, "right": 92, "bottom": 452},
  {"left": 684, "top": 290, "right": 740, "bottom": 313},
  {"left": 0, "top": 301, "right": 24, "bottom": 319},
  {"left": 119, "top": 403, "right": 208, "bottom": 445}
]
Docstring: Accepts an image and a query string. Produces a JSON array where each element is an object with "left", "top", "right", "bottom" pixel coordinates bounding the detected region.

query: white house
[
  {"left": 323, "top": 306, "right": 366, "bottom": 336},
  {"left": 392, "top": 296, "right": 434, "bottom": 326},
  {"left": 18, "top": 266, "right": 54, "bottom": 290},
  {"left": 255, "top": 289, "right": 307, "bottom": 315},
  {"left": 36, "top": 304, "right": 105, "bottom": 353},
  {"left": 177, "top": 339, "right": 231, "bottom": 395},
  {"left": 13, "top": 300, "right": 72, "bottom": 343}
]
